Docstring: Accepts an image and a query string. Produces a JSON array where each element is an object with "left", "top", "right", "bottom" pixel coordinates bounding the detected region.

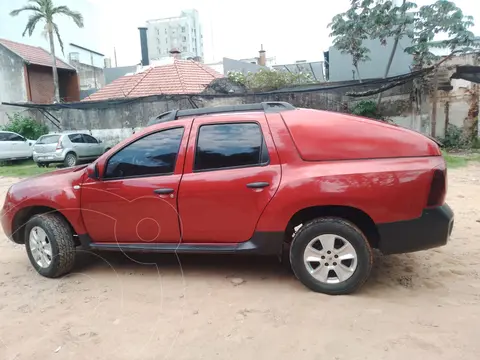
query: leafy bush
[
  {"left": 350, "top": 100, "right": 383, "bottom": 119},
  {"left": 440, "top": 124, "right": 471, "bottom": 149},
  {"left": 227, "top": 69, "right": 314, "bottom": 92},
  {"left": 2, "top": 113, "right": 49, "bottom": 140}
]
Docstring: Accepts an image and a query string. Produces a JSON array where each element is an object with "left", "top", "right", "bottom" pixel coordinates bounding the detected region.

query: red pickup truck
[{"left": 1, "top": 102, "right": 454, "bottom": 295}]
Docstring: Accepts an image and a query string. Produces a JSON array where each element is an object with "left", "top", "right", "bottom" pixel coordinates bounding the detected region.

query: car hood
[{"left": 10, "top": 165, "right": 87, "bottom": 198}]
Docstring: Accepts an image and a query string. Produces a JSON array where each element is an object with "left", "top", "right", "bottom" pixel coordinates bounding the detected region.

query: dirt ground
[{"left": 0, "top": 165, "right": 479, "bottom": 360}]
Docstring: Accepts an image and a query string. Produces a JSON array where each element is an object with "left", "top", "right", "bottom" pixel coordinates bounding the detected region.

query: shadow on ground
[{"left": 72, "top": 249, "right": 428, "bottom": 294}]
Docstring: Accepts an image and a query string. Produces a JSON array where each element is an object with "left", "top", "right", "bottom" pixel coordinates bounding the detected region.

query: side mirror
[{"left": 87, "top": 163, "right": 100, "bottom": 180}]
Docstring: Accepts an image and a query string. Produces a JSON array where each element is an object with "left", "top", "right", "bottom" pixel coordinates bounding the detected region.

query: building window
[
  {"left": 182, "top": 36, "right": 186, "bottom": 42},
  {"left": 182, "top": 26, "right": 185, "bottom": 33},
  {"left": 165, "top": 28, "right": 167, "bottom": 34},
  {"left": 183, "top": 46, "right": 187, "bottom": 51}
]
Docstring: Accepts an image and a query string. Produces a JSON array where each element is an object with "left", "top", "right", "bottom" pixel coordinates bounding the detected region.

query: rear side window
[
  {"left": 194, "top": 123, "right": 269, "bottom": 171},
  {"left": 83, "top": 134, "right": 98, "bottom": 143},
  {"left": 0, "top": 133, "right": 10, "bottom": 141},
  {"left": 37, "top": 135, "right": 60, "bottom": 144},
  {"left": 104, "top": 127, "right": 184, "bottom": 179},
  {"left": 68, "top": 134, "right": 84, "bottom": 143}
]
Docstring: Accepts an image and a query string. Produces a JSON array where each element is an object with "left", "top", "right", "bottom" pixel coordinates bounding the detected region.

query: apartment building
[{"left": 146, "top": 9, "right": 204, "bottom": 61}]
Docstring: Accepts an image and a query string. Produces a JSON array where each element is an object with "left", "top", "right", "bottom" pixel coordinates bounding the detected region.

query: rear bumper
[
  {"left": 377, "top": 203, "right": 454, "bottom": 255},
  {"left": 33, "top": 151, "right": 65, "bottom": 163}
]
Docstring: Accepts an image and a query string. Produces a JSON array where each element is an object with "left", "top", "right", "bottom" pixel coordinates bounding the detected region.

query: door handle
[
  {"left": 246, "top": 182, "right": 270, "bottom": 189},
  {"left": 154, "top": 188, "right": 174, "bottom": 195}
]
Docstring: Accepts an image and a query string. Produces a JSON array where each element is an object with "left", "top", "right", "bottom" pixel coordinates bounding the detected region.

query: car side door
[
  {"left": 8, "top": 133, "right": 31, "bottom": 158},
  {"left": 68, "top": 133, "right": 88, "bottom": 158},
  {"left": 0, "top": 133, "right": 11, "bottom": 159},
  {"left": 82, "top": 134, "right": 103, "bottom": 157},
  {"left": 178, "top": 114, "right": 281, "bottom": 243},
  {"left": 80, "top": 121, "right": 190, "bottom": 243}
]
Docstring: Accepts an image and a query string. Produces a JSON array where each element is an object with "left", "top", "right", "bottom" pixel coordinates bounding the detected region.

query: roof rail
[{"left": 147, "top": 101, "right": 295, "bottom": 126}]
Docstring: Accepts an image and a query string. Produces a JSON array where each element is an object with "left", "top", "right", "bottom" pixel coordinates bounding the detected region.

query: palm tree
[{"left": 10, "top": 0, "right": 84, "bottom": 102}]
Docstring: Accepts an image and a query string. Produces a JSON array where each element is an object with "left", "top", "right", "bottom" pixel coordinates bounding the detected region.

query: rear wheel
[
  {"left": 24, "top": 213, "right": 76, "bottom": 278},
  {"left": 64, "top": 152, "right": 77, "bottom": 167},
  {"left": 289, "top": 217, "right": 373, "bottom": 295}
]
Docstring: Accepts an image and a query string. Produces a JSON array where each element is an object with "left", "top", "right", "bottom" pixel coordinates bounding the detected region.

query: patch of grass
[
  {"left": 443, "top": 151, "right": 480, "bottom": 168},
  {"left": 0, "top": 160, "right": 56, "bottom": 178}
]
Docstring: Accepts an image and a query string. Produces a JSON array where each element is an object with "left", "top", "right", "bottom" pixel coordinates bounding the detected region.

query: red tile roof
[
  {"left": 85, "top": 59, "right": 223, "bottom": 101},
  {"left": 0, "top": 38, "right": 74, "bottom": 70}
]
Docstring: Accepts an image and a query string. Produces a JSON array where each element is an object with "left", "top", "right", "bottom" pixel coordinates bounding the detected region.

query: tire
[
  {"left": 36, "top": 163, "right": 44, "bottom": 168},
  {"left": 24, "top": 213, "right": 76, "bottom": 278},
  {"left": 64, "top": 152, "right": 77, "bottom": 167},
  {"left": 289, "top": 217, "right": 373, "bottom": 295}
]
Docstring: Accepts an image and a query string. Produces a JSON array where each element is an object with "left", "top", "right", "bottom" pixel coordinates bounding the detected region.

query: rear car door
[
  {"left": 68, "top": 133, "right": 88, "bottom": 158},
  {"left": 82, "top": 134, "right": 103, "bottom": 157},
  {"left": 178, "top": 115, "right": 281, "bottom": 243},
  {"left": 80, "top": 121, "right": 190, "bottom": 243}
]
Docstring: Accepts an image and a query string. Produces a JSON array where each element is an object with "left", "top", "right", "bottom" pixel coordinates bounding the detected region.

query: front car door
[
  {"left": 68, "top": 133, "right": 87, "bottom": 158},
  {"left": 80, "top": 121, "right": 190, "bottom": 244},
  {"left": 7, "top": 132, "right": 31, "bottom": 159},
  {"left": 178, "top": 114, "right": 281, "bottom": 243},
  {"left": 82, "top": 134, "right": 103, "bottom": 157}
]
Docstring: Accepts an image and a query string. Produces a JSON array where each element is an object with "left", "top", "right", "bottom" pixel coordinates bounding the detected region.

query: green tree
[
  {"left": 10, "top": 0, "right": 84, "bottom": 102},
  {"left": 328, "top": 4, "right": 371, "bottom": 82},
  {"left": 405, "top": 0, "right": 477, "bottom": 66}
]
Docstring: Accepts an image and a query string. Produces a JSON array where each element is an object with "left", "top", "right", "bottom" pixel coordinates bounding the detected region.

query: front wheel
[
  {"left": 289, "top": 217, "right": 373, "bottom": 295},
  {"left": 25, "top": 213, "right": 76, "bottom": 278}
]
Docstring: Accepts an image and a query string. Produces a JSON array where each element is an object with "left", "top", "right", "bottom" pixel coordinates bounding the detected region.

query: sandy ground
[{"left": 0, "top": 165, "right": 479, "bottom": 360}]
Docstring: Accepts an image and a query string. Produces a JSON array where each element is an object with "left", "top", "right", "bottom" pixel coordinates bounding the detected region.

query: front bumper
[{"left": 377, "top": 203, "right": 454, "bottom": 255}]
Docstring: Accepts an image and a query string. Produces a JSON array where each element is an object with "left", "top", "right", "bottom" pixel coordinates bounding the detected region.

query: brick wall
[
  {"left": 27, "top": 65, "right": 80, "bottom": 103},
  {"left": 27, "top": 65, "right": 54, "bottom": 103}
]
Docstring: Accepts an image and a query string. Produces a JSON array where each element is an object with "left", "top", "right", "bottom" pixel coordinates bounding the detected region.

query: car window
[
  {"left": 0, "top": 133, "right": 10, "bottom": 141},
  {"left": 194, "top": 123, "right": 269, "bottom": 171},
  {"left": 104, "top": 127, "right": 184, "bottom": 179},
  {"left": 82, "top": 134, "right": 98, "bottom": 144},
  {"left": 5, "top": 133, "right": 24, "bottom": 141},
  {"left": 37, "top": 135, "right": 60, "bottom": 144},
  {"left": 68, "top": 134, "right": 85, "bottom": 144}
]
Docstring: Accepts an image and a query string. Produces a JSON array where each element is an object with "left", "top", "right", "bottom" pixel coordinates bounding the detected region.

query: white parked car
[{"left": 0, "top": 131, "right": 35, "bottom": 161}]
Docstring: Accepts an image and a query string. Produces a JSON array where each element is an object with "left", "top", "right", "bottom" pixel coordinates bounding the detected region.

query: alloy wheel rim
[
  {"left": 29, "top": 226, "right": 52, "bottom": 268},
  {"left": 67, "top": 155, "right": 75, "bottom": 166},
  {"left": 303, "top": 234, "right": 358, "bottom": 284}
]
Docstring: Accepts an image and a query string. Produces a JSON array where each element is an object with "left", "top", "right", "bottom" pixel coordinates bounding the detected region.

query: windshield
[{"left": 36, "top": 135, "right": 61, "bottom": 144}]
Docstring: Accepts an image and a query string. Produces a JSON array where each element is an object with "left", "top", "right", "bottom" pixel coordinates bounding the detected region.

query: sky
[{"left": 1, "top": 0, "right": 479, "bottom": 67}]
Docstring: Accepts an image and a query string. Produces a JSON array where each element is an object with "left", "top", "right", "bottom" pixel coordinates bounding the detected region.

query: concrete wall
[
  {"left": 0, "top": 45, "right": 27, "bottom": 125},
  {"left": 70, "top": 60, "right": 105, "bottom": 92},
  {"left": 67, "top": 44, "right": 104, "bottom": 68},
  {"left": 22, "top": 83, "right": 413, "bottom": 146},
  {"left": 329, "top": 36, "right": 414, "bottom": 81}
]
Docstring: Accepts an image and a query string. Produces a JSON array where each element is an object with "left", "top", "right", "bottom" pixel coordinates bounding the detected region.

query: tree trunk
[
  {"left": 376, "top": 0, "right": 406, "bottom": 108},
  {"left": 47, "top": 24, "right": 60, "bottom": 102},
  {"left": 431, "top": 70, "right": 439, "bottom": 138},
  {"left": 376, "top": 35, "right": 400, "bottom": 106},
  {"left": 354, "top": 65, "right": 362, "bottom": 83}
]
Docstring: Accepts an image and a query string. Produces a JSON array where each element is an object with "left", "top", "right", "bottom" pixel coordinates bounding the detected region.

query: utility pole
[{"left": 114, "top": 47, "right": 118, "bottom": 67}]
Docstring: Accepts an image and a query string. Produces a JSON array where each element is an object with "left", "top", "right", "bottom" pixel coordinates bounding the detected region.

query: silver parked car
[{"left": 33, "top": 133, "right": 107, "bottom": 167}]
